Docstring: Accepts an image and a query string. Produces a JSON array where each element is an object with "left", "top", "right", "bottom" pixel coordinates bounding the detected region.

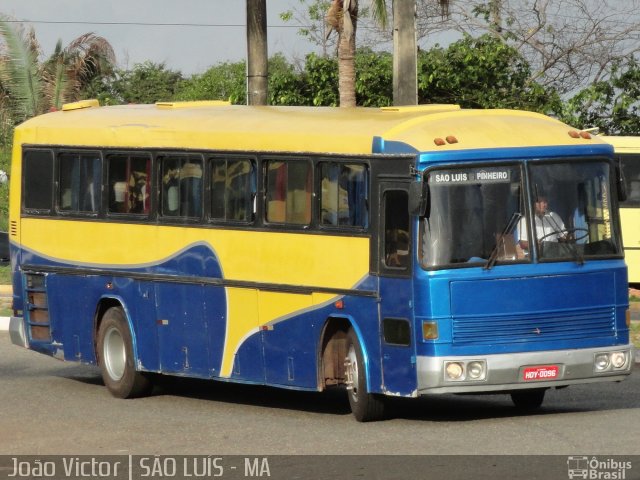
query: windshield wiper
[{"left": 484, "top": 211, "right": 522, "bottom": 270}]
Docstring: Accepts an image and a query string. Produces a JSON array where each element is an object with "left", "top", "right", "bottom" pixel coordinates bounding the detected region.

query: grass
[
  {"left": 631, "top": 322, "right": 640, "bottom": 349},
  {"left": 0, "top": 264, "right": 10, "bottom": 316},
  {"left": 0, "top": 263, "right": 10, "bottom": 284}
]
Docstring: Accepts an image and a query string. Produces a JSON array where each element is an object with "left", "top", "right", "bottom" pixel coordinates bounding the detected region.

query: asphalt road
[{"left": 1, "top": 332, "right": 639, "bottom": 458}]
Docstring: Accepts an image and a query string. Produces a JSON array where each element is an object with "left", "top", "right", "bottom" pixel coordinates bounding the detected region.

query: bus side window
[
  {"left": 319, "top": 162, "right": 368, "bottom": 228},
  {"left": 23, "top": 150, "right": 54, "bottom": 213},
  {"left": 161, "top": 156, "right": 203, "bottom": 218},
  {"left": 108, "top": 154, "right": 151, "bottom": 215},
  {"left": 210, "top": 157, "right": 256, "bottom": 222},
  {"left": 58, "top": 152, "right": 101, "bottom": 214},
  {"left": 265, "top": 159, "right": 311, "bottom": 225}
]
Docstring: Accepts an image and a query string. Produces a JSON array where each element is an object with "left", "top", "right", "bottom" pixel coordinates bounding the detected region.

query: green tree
[
  {"left": 560, "top": 59, "right": 640, "bottom": 135},
  {"left": 177, "top": 61, "right": 246, "bottom": 104},
  {"left": 0, "top": 17, "right": 115, "bottom": 230},
  {"left": 0, "top": 17, "right": 115, "bottom": 119},
  {"left": 418, "top": 34, "right": 559, "bottom": 113},
  {"left": 110, "top": 62, "right": 182, "bottom": 104}
]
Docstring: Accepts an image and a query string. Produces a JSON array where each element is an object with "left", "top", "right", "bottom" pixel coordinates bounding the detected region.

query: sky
[{"left": 0, "top": 0, "right": 320, "bottom": 75}]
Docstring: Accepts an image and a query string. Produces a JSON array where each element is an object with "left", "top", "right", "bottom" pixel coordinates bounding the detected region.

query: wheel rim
[
  {"left": 346, "top": 343, "right": 359, "bottom": 402},
  {"left": 103, "top": 326, "right": 126, "bottom": 381}
]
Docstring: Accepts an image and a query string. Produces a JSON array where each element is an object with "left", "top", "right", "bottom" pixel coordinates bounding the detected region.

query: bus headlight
[
  {"left": 445, "top": 362, "right": 464, "bottom": 380},
  {"left": 611, "top": 351, "right": 628, "bottom": 369},
  {"left": 444, "top": 360, "right": 487, "bottom": 382},
  {"left": 467, "top": 361, "right": 486, "bottom": 380},
  {"left": 594, "top": 353, "right": 610, "bottom": 371}
]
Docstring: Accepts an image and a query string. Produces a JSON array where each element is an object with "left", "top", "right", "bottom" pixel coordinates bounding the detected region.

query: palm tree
[
  {"left": 326, "top": 0, "right": 388, "bottom": 107},
  {"left": 326, "top": 0, "right": 451, "bottom": 107},
  {"left": 0, "top": 16, "right": 115, "bottom": 122}
]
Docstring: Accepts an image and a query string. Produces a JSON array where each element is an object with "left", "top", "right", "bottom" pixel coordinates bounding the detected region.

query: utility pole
[
  {"left": 392, "top": 0, "right": 418, "bottom": 106},
  {"left": 246, "top": 0, "right": 268, "bottom": 105}
]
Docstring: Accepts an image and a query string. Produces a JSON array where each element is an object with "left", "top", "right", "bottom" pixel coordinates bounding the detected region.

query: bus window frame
[
  {"left": 56, "top": 149, "right": 103, "bottom": 218},
  {"left": 263, "top": 156, "right": 314, "bottom": 230},
  {"left": 527, "top": 156, "right": 624, "bottom": 263},
  {"left": 21, "top": 147, "right": 56, "bottom": 217},
  {"left": 105, "top": 151, "right": 154, "bottom": 220},
  {"left": 206, "top": 154, "right": 258, "bottom": 227},
  {"left": 419, "top": 160, "right": 528, "bottom": 271},
  {"left": 157, "top": 152, "right": 205, "bottom": 224},
  {"left": 617, "top": 153, "right": 640, "bottom": 208},
  {"left": 315, "top": 158, "right": 370, "bottom": 234}
]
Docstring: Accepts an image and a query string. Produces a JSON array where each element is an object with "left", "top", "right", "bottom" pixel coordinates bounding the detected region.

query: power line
[{"left": 2, "top": 19, "right": 302, "bottom": 28}]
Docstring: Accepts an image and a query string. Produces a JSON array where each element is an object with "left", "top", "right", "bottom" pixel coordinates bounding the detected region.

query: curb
[{"left": 0, "top": 317, "right": 8, "bottom": 331}]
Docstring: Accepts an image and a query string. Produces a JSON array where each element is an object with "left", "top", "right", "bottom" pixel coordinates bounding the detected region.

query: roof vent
[
  {"left": 61, "top": 99, "right": 100, "bottom": 111},
  {"left": 156, "top": 100, "right": 231, "bottom": 109}
]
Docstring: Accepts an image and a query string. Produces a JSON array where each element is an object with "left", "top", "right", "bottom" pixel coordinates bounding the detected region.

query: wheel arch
[
  {"left": 317, "top": 314, "right": 372, "bottom": 391},
  {"left": 93, "top": 296, "right": 139, "bottom": 365}
]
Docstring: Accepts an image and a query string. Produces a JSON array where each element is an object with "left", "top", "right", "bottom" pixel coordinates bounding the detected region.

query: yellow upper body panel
[
  {"left": 14, "top": 103, "right": 601, "bottom": 155},
  {"left": 601, "top": 136, "right": 640, "bottom": 153}
]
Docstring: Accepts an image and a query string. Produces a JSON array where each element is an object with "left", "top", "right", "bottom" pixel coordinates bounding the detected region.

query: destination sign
[{"left": 429, "top": 169, "right": 512, "bottom": 185}]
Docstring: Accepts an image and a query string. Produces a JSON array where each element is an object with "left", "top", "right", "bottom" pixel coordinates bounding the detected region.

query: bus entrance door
[{"left": 378, "top": 183, "right": 417, "bottom": 396}]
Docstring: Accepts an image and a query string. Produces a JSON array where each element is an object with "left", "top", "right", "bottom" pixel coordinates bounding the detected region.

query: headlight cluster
[
  {"left": 444, "top": 360, "right": 487, "bottom": 382},
  {"left": 594, "top": 351, "right": 630, "bottom": 373}
]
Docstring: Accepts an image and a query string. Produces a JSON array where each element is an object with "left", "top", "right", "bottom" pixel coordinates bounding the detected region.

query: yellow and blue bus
[
  {"left": 601, "top": 136, "right": 640, "bottom": 285},
  {"left": 8, "top": 101, "right": 634, "bottom": 421}
]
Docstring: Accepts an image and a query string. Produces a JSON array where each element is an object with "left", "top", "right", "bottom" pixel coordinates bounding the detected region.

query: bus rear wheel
[
  {"left": 511, "top": 388, "right": 546, "bottom": 410},
  {"left": 97, "top": 306, "right": 153, "bottom": 399},
  {"left": 345, "top": 328, "right": 385, "bottom": 422}
]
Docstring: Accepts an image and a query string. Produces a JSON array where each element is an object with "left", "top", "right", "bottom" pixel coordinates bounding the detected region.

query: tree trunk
[
  {"left": 337, "top": 30, "right": 357, "bottom": 107},
  {"left": 246, "top": 0, "right": 268, "bottom": 105},
  {"left": 393, "top": 0, "right": 418, "bottom": 106}
]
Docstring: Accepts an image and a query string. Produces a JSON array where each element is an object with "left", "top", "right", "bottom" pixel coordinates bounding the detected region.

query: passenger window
[
  {"left": 265, "top": 160, "right": 312, "bottom": 225},
  {"left": 384, "top": 190, "right": 410, "bottom": 269},
  {"left": 210, "top": 158, "right": 256, "bottom": 222},
  {"left": 107, "top": 154, "right": 151, "bottom": 215},
  {"left": 319, "top": 162, "right": 368, "bottom": 228},
  {"left": 23, "top": 150, "right": 54, "bottom": 212},
  {"left": 620, "top": 154, "right": 640, "bottom": 207},
  {"left": 161, "top": 156, "right": 203, "bottom": 218},
  {"left": 58, "top": 152, "right": 101, "bottom": 213}
]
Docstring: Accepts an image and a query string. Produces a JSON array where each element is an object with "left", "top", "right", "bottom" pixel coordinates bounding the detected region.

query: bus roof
[
  {"left": 600, "top": 136, "right": 640, "bottom": 153},
  {"left": 15, "top": 101, "right": 604, "bottom": 155}
]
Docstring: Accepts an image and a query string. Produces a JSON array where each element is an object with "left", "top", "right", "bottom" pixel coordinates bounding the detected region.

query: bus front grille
[{"left": 452, "top": 307, "right": 616, "bottom": 345}]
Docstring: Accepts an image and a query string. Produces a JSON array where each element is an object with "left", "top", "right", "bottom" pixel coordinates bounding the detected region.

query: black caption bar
[{"left": 0, "top": 455, "right": 637, "bottom": 480}]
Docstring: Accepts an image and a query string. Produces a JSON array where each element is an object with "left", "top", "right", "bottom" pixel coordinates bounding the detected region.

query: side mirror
[
  {"left": 616, "top": 162, "right": 627, "bottom": 202},
  {"left": 409, "top": 180, "right": 429, "bottom": 216}
]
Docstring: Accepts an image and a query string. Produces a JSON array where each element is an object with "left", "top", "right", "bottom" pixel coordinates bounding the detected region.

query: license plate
[{"left": 522, "top": 365, "right": 559, "bottom": 381}]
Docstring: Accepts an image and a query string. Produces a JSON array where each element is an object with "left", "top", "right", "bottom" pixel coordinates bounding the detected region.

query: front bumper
[
  {"left": 9, "top": 316, "right": 28, "bottom": 348},
  {"left": 417, "top": 345, "right": 634, "bottom": 394}
]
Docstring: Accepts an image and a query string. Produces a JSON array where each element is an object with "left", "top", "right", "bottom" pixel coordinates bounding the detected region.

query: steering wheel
[{"left": 538, "top": 227, "right": 589, "bottom": 243}]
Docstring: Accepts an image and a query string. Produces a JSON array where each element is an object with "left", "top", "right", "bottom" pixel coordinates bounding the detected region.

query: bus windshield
[
  {"left": 420, "top": 160, "right": 622, "bottom": 269},
  {"left": 527, "top": 161, "right": 621, "bottom": 260},
  {"left": 421, "top": 164, "right": 524, "bottom": 268}
]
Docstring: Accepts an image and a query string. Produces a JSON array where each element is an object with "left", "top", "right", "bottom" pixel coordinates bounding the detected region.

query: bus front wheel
[
  {"left": 97, "top": 306, "right": 153, "bottom": 399},
  {"left": 345, "top": 328, "right": 385, "bottom": 422}
]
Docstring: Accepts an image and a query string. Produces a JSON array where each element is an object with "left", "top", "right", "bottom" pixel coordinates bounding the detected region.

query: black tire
[
  {"left": 511, "top": 388, "right": 546, "bottom": 410},
  {"left": 97, "top": 306, "right": 153, "bottom": 398},
  {"left": 345, "top": 328, "right": 385, "bottom": 422}
]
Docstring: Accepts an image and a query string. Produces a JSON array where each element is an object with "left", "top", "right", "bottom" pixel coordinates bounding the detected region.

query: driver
[{"left": 518, "top": 194, "right": 566, "bottom": 252}]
